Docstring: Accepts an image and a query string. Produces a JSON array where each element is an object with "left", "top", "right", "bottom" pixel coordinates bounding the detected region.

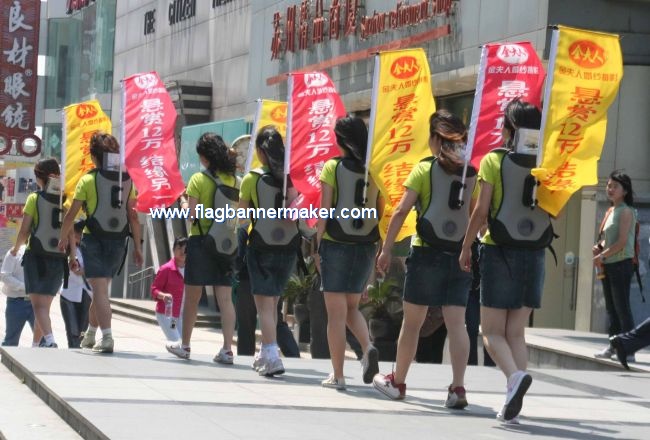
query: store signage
[
  {"left": 169, "top": 0, "right": 196, "bottom": 26},
  {"left": 144, "top": 9, "right": 156, "bottom": 35},
  {"left": 0, "top": 0, "right": 41, "bottom": 157},
  {"left": 271, "top": 0, "right": 453, "bottom": 60}
]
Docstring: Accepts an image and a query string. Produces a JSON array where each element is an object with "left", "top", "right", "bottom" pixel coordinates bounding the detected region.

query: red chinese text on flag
[
  {"left": 286, "top": 72, "right": 346, "bottom": 225},
  {"left": 467, "top": 43, "right": 545, "bottom": 168},
  {"left": 122, "top": 72, "right": 185, "bottom": 212}
]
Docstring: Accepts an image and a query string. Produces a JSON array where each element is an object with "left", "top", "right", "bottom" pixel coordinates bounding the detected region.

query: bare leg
[
  {"left": 505, "top": 307, "right": 533, "bottom": 372},
  {"left": 394, "top": 301, "right": 428, "bottom": 384},
  {"left": 345, "top": 294, "right": 371, "bottom": 354},
  {"left": 30, "top": 294, "right": 54, "bottom": 337},
  {"left": 324, "top": 292, "right": 348, "bottom": 379},
  {"left": 87, "top": 278, "right": 111, "bottom": 330},
  {"left": 481, "top": 306, "right": 518, "bottom": 378},
  {"left": 181, "top": 285, "right": 202, "bottom": 346},
  {"left": 442, "top": 305, "right": 470, "bottom": 387},
  {"left": 213, "top": 285, "right": 235, "bottom": 351},
  {"left": 254, "top": 295, "right": 278, "bottom": 345}
]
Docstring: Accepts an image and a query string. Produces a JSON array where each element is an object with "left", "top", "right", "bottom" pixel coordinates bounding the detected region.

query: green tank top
[{"left": 603, "top": 203, "right": 636, "bottom": 264}]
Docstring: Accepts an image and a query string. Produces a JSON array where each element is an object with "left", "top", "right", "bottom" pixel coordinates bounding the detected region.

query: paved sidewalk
[{"left": 2, "top": 346, "right": 649, "bottom": 440}]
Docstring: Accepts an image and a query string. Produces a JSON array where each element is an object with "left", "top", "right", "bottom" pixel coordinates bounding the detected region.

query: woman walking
[
  {"left": 151, "top": 237, "right": 186, "bottom": 344},
  {"left": 318, "top": 116, "right": 382, "bottom": 389},
  {"left": 12, "top": 158, "right": 66, "bottom": 348},
  {"left": 239, "top": 126, "right": 300, "bottom": 376},
  {"left": 459, "top": 99, "right": 551, "bottom": 422},
  {"left": 59, "top": 132, "right": 143, "bottom": 353},
  {"left": 373, "top": 110, "right": 475, "bottom": 408},
  {"left": 166, "top": 133, "right": 237, "bottom": 363}
]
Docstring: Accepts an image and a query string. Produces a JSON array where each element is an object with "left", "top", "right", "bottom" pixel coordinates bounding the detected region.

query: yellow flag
[
  {"left": 246, "top": 99, "right": 287, "bottom": 172},
  {"left": 532, "top": 26, "right": 623, "bottom": 216},
  {"left": 62, "top": 100, "right": 112, "bottom": 209},
  {"left": 367, "top": 49, "right": 436, "bottom": 241}
]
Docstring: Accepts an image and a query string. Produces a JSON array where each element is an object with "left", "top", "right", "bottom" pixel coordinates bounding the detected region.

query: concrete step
[{"left": 109, "top": 299, "right": 220, "bottom": 328}]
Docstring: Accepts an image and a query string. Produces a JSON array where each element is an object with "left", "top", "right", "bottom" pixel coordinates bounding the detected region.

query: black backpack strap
[{"left": 116, "top": 239, "right": 129, "bottom": 276}]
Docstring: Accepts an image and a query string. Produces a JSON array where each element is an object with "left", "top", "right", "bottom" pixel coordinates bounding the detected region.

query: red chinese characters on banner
[
  {"left": 540, "top": 86, "right": 602, "bottom": 190},
  {"left": 287, "top": 72, "right": 346, "bottom": 222},
  {"left": 468, "top": 43, "right": 545, "bottom": 168},
  {"left": 122, "top": 72, "right": 185, "bottom": 212},
  {"left": 0, "top": 0, "right": 42, "bottom": 157}
]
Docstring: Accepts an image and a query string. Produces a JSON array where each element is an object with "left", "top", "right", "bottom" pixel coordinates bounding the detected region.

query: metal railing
[{"left": 127, "top": 266, "right": 156, "bottom": 300}]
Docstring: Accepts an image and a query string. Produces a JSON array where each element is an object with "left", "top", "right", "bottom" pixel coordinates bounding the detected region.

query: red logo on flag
[
  {"left": 76, "top": 104, "right": 98, "bottom": 119},
  {"left": 569, "top": 40, "right": 607, "bottom": 68},
  {"left": 271, "top": 104, "right": 287, "bottom": 123},
  {"left": 390, "top": 56, "right": 420, "bottom": 79}
]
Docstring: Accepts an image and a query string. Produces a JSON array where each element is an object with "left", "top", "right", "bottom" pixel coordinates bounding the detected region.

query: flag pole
[
  {"left": 458, "top": 45, "right": 488, "bottom": 206},
  {"left": 363, "top": 54, "right": 381, "bottom": 205},
  {"left": 283, "top": 75, "right": 294, "bottom": 209},
  {"left": 245, "top": 99, "right": 263, "bottom": 174},
  {"left": 532, "top": 27, "right": 560, "bottom": 208}
]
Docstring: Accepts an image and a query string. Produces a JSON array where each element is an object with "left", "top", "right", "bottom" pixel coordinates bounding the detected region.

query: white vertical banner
[{"left": 245, "top": 99, "right": 263, "bottom": 174}]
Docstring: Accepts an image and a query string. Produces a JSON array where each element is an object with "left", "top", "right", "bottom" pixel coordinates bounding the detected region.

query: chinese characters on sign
[
  {"left": 286, "top": 72, "right": 346, "bottom": 222},
  {"left": 466, "top": 42, "right": 545, "bottom": 168},
  {"left": 271, "top": 0, "right": 453, "bottom": 60},
  {"left": 1, "top": 0, "right": 41, "bottom": 157},
  {"left": 122, "top": 72, "right": 186, "bottom": 211}
]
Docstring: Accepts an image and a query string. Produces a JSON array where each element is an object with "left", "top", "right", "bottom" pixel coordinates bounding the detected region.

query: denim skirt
[
  {"left": 23, "top": 251, "right": 64, "bottom": 295},
  {"left": 403, "top": 246, "right": 471, "bottom": 307},
  {"left": 184, "top": 235, "right": 234, "bottom": 287},
  {"left": 246, "top": 246, "right": 297, "bottom": 296},
  {"left": 479, "top": 244, "right": 545, "bottom": 309},
  {"left": 319, "top": 239, "right": 377, "bottom": 293},
  {"left": 81, "top": 234, "right": 127, "bottom": 279}
]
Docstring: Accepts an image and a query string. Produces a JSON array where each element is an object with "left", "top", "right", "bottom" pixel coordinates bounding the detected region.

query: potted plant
[
  {"left": 284, "top": 256, "right": 318, "bottom": 342},
  {"left": 361, "top": 278, "right": 403, "bottom": 340}
]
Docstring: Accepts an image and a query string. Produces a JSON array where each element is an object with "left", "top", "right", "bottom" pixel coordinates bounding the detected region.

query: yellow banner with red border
[
  {"left": 532, "top": 26, "right": 623, "bottom": 216},
  {"left": 368, "top": 48, "right": 436, "bottom": 241},
  {"left": 62, "top": 99, "right": 112, "bottom": 209}
]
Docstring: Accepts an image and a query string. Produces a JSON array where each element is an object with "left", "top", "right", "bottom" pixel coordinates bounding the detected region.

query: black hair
[
  {"left": 89, "top": 131, "right": 119, "bottom": 169},
  {"left": 196, "top": 133, "right": 236, "bottom": 175},
  {"left": 334, "top": 116, "right": 368, "bottom": 164},
  {"left": 34, "top": 157, "right": 61, "bottom": 184},
  {"left": 173, "top": 236, "right": 188, "bottom": 249},
  {"left": 429, "top": 110, "right": 467, "bottom": 174},
  {"left": 255, "top": 125, "right": 285, "bottom": 181},
  {"left": 503, "top": 99, "right": 542, "bottom": 149},
  {"left": 609, "top": 170, "right": 634, "bottom": 206}
]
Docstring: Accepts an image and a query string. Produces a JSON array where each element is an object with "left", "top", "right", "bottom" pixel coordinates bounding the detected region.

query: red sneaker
[{"left": 373, "top": 373, "right": 406, "bottom": 400}]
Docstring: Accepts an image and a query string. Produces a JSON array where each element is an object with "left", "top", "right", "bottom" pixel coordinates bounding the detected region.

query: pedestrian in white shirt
[
  {"left": 1, "top": 244, "right": 43, "bottom": 346},
  {"left": 60, "top": 220, "right": 93, "bottom": 348}
]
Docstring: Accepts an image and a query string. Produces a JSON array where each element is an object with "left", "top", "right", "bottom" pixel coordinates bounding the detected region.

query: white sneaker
[
  {"left": 166, "top": 343, "right": 190, "bottom": 359},
  {"left": 252, "top": 353, "right": 265, "bottom": 371},
  {"left": 594, "top": 346, "right": 614, "bottom": 359},
  {"left": 361, "top": 345, "right": 379, "bottom": 384},
  {"left": 503, "top": 371, "right": 532, "bottom": 421},
  {"left": 80, "top": 331, "right": 95, "bottom": 349},
  {"left": 321, "top": 373, "right": 346, "bottom": 390},
  {"left": 497, "top": 406, "right": 521, "bottom": 424},
  {"left": 213, "top": 348, "right": 234, "bottom": 365},
  {"left": 259, "top": 357, "right": 285, "bottom": 377}
]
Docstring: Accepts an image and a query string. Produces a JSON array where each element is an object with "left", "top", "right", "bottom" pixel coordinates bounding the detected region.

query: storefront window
[{"left": 436, "top": 92, "right": 474, "bottom": 127}]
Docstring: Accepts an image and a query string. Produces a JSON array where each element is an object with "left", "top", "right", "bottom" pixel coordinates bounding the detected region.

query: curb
[{"left": 0, "top": 348, "right": 108, "bottom": 440}]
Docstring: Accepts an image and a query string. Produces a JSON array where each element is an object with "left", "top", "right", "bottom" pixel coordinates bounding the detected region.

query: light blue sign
[{"left": 179, "top": 118, "right": 251, "bottom": 183}]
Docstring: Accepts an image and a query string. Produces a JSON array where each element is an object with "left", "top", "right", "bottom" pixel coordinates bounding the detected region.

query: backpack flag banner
[
  {"left": 532, "top": 26, "right": 623, "bottom": 216},
  {"left": 285, "top": 72, "right": 346, "bottom": 226},
  {"left": 61, "top": 99, "right": 111, "bottom": 209},
  {"left": 122, "top": 72, "right": 185, "bottom": 212},
  {"left": 466, "top": 42, "right": 545, "bottom": 169},
  {"left": 245, "top": 99, "right": 287, "bottom": 173},
  {"left": 366, "top": 48, "right": 436, "bottom": 241}
]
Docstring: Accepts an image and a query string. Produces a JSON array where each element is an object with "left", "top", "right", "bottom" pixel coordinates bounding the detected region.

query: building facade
[{"left": 111, "top": 0, "right": 650, "bottom": 331}]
